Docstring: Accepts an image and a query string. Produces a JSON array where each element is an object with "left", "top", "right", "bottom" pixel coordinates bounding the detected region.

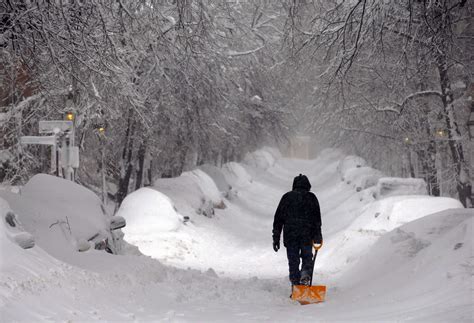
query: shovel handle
[{"left": 309, "top": 243, "right": 321, "bottom": 286}]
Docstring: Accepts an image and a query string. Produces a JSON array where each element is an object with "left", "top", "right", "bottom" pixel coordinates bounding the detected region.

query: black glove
[{"left": 273, "top": 241, "right": 280, "bottom": 252}]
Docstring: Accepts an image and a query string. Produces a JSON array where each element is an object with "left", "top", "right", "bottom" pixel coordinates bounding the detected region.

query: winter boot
[
  {"left": 300, "top": 274, "right": 311, "bottom": 286},
  {"left": 289, "top": 280, "right": 299, "bottom": 298}
]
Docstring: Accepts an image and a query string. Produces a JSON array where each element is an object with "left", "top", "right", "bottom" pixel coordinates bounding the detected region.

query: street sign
[
  {"left": 39, "top": 121, "right": 73, "bottom": 134},
  {"left": 22, "top": 119, "right": 78, "bottom": 181},
  {"left": 20, "top": 136, "right": 56, "bottom": 146}
]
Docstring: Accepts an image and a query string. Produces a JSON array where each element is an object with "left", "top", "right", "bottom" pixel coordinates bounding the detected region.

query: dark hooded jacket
[{"left": 272, "top": 174, "right": 322, "bottom": 247}]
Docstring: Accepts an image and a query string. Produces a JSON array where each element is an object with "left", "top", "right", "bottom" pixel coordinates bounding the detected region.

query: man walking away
[{"left": 272, "top": 174, "right": 322, "bottom": 286}]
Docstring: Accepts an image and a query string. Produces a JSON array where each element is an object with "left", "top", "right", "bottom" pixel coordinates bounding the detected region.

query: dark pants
[{"left": 286, "top": 244, "right": 315, "bottom": 285}]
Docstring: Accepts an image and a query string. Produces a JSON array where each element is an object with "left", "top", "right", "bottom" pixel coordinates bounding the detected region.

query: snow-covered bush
[{"left": 375, "top": 177, "right": 427, "bottom": 199}]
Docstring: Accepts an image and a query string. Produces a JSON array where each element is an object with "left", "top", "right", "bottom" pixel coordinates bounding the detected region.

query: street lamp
[
  {"left": 94, "top": 122, "right": 106, "bottom": 135},
  {"left": 65, "top": 112, "right": 74, "bottom": 121},
  {"left": 468, "top": 104, "right": 474, "bottom": 139},
  {"left": 436, "top": 129, "right": 446, "bottom": 138}
]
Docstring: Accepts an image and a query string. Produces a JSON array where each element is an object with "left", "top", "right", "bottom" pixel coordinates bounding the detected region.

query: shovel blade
[{"left": 291, "top": 285, "right": 326, "bottom": 305}]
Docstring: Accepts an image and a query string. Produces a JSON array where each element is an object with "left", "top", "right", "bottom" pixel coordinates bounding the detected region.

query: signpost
[
  {"left": 39, "top": 121, "right": 73, "bottom": 134},
  {"left": 20, "top": 119, "right": 79, "bottom": 181},
  {"left": 20, "top": 136, "right": 56, "bottom": 145}
]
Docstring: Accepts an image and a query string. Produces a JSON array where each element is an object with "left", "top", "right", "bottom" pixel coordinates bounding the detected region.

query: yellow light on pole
[
  {"left": 66, "top": 112, "right": 74, "bottom": 121},
  {"left": 436, "top": 129, "right": 445, "bottom": 137},
  {"left": 404, "top": 137, "right": 410, "bottom": 144},
  {"left": 98, "top": 126, "right": 105, "bottom": 134}
]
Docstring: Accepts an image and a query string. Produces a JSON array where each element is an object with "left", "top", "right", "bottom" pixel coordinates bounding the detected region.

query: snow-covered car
[{"left": 0, "top": 174, "right": 126, "bottom": 259}]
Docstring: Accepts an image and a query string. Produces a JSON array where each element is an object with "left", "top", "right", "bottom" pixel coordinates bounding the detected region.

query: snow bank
[
  {"left": 243, "top": 149, "right": 276, "bottom": 170},
  {"left": 0, "top": 196, "right": 79, "bottom": 312},
  {"left": 344, "top": 166, "right": 384, "bottom": 192},
  {"left": 154, "top": 173, "right": 215, "bottom": 218},
  {"left": 320, "top": 195, "right": 464, "bottom": 275},
  {"left": 334, "top": 209, "right": 473, "bottom": 322},
  {"left": 182, "top": 169, "right": 222, "bottom": 206},
  {"left": 353, "top": 196, "right": 463, "bottom": 233},
  {"left": 376, "top": 177, "right": 427, "bottom": 198},
  {"left": 1, "top": 198, "right": 35, "bottom": 250},
  {"left": 337, "top": 155, "right": 367, "bottom": 179},
  {"left": 1, "top": 148, "right": 473, "bottom": 322},
  {"left": 154, "top": 176, "right": 199, "bottom": 212},
  {"left": 198, "top": 164, "right": 231, "bottom": 194},
  {"left": 221, "top": 162, "right": 252, "bottom": 188},
  {"left": 262, "top": 146, "right": 282, "bottom": 159},
  {"left": 0, "top": 174, "right": 112, "bottom": 259},
  {"left": 117, "top": 187, "right": 181, "bottom": 237}
]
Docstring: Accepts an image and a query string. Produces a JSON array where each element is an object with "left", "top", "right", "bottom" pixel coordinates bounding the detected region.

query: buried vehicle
[{"left": 0, "top": 174, "right": 126, "bottom": 257}]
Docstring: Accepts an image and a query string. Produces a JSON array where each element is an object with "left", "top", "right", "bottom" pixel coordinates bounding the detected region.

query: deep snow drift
[{"left": 1, "top": 148, "right": 472, "bottom": 322}]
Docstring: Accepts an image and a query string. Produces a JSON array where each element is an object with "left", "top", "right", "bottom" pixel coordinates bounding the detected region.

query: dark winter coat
[{"left": 272, "top": 174, "right": 322, "bottom": 247}]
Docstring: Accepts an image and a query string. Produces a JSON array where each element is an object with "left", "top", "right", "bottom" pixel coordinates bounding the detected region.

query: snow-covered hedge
[{"left": 376, "top": 177, "right": 427, "bottom": 199}]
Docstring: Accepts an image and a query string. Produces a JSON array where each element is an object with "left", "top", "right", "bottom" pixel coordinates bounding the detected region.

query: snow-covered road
[{"left": 1, "top": 149, "right": 472, "bottom": 322}]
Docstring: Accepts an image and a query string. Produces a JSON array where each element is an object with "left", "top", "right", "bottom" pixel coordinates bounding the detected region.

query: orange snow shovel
[{"left": 291, "top": 243, "right": 326, "bottom": 305}]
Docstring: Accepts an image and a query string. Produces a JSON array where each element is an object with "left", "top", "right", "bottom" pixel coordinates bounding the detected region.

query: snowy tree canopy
[{"left": 1, "top": 0, "right": 473, "bottom": 204}]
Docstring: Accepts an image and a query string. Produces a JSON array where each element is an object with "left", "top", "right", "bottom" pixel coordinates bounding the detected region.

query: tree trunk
[
  {"left": 418, "top": 142, "right": 440, "bottom": 196},
  {"left": 147, "top": 159, "right": 153, "bottom": 186},
  {"left": 135, "top": 141, "right": 146, "bottom": 190},
  {"left": 116, "top": 111, "right": 135, "bottom": 208},
  {"left": 436, "top": 53, "right": 468, "bottom": 202}
]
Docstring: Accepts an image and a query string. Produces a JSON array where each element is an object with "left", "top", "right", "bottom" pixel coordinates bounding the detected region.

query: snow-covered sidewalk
[{"left": 1, "top": 149, "right": 472, "bottom": 322}]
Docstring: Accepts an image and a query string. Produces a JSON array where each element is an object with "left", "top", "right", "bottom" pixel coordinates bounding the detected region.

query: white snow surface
[
  {"left": 377, "top": 177, "right": 428, "bottom": 198},
  {"left": 181, "top": 169, "right": 222, "bottom": 205},
  {"left": 1, "top": 148, "right": 473, "bottom": 322},
  {"left": 198, "top": 164, "right": 231, "bottom": 194},
  {"left": 244, "top": 149, "right": 276, "bottom": 171},
  {"left": 117, "top": 187, "right": 182, "bottom": 236},
  {"left": 344, "top": 166, "right": 384, "bottom": 192},
  {"left": 337, "top": 155, "right": 368, "bottom": 179},
  {"left": 221, "top": 161, "right": 253, "bottom": 188}
]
